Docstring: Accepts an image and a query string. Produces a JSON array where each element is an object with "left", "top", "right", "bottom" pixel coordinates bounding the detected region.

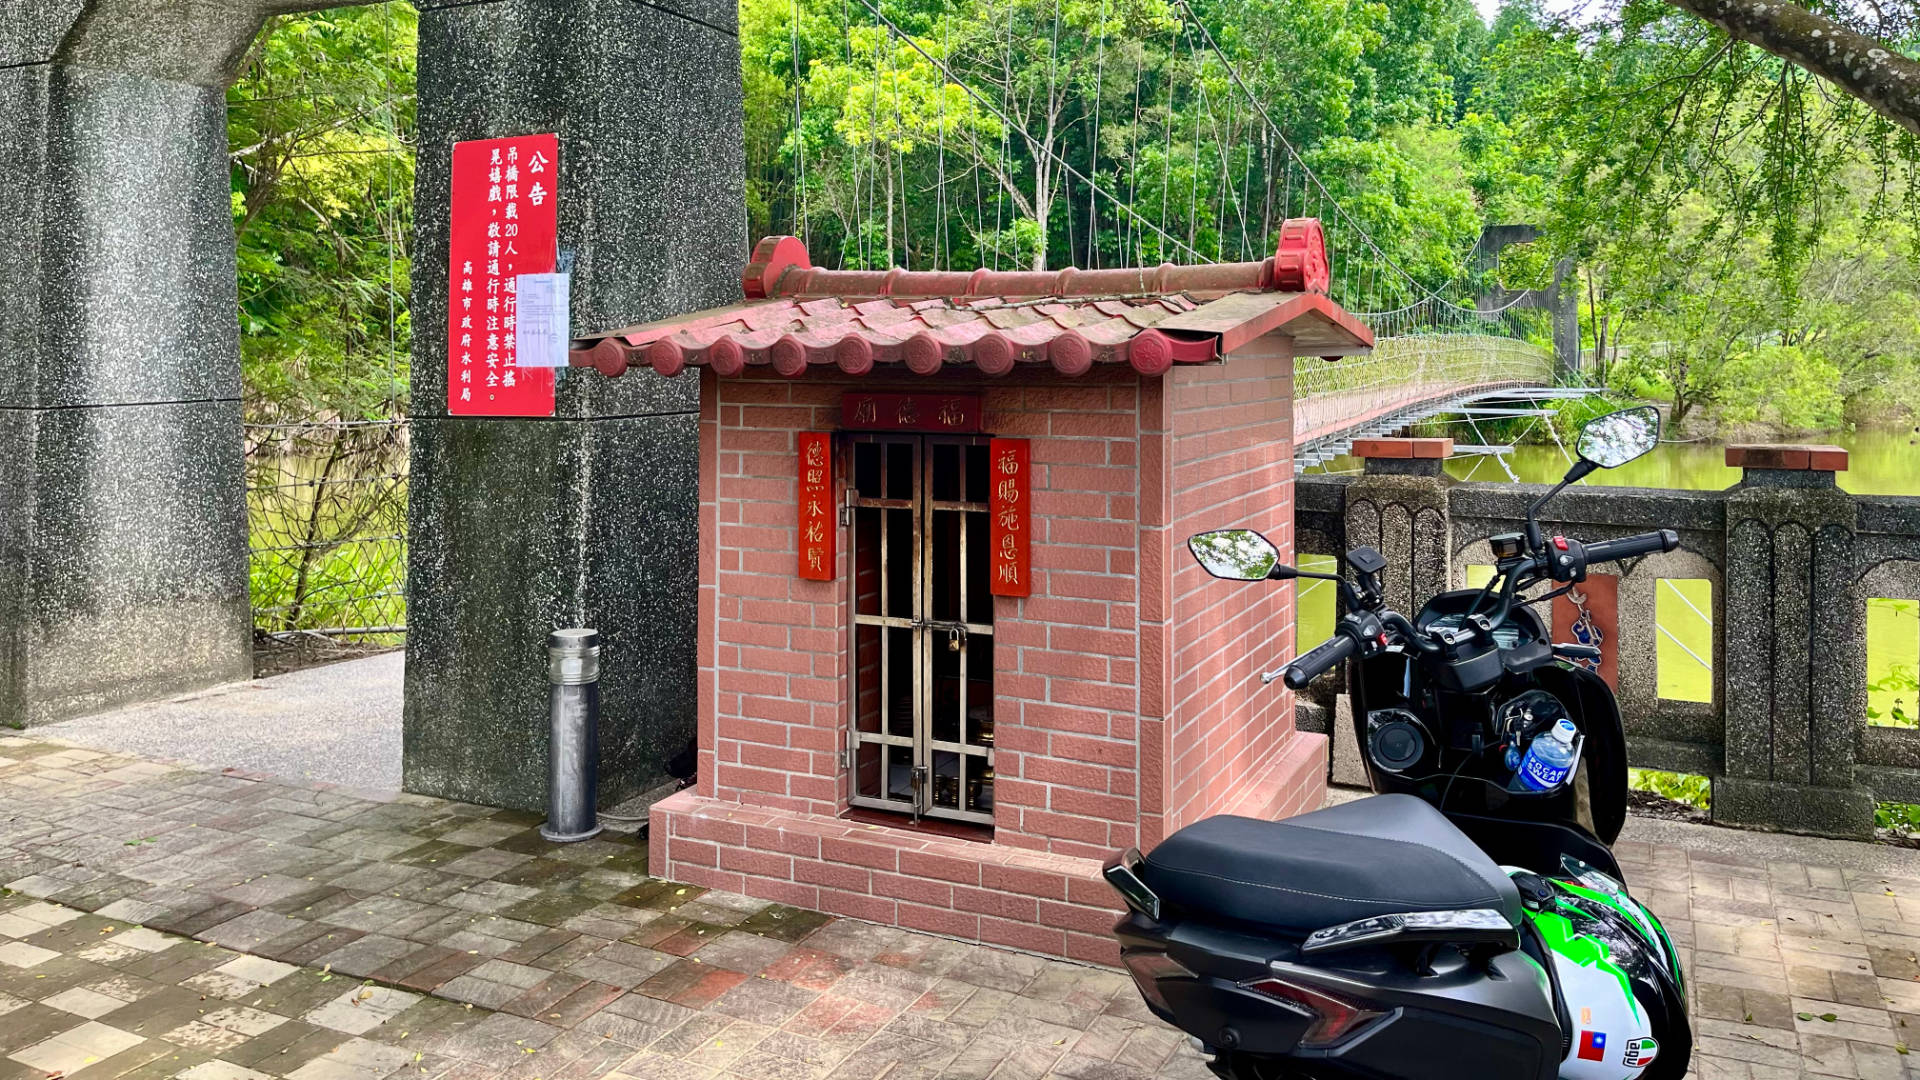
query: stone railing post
[
  {"left": 1344, "top": 439, "right": 1455, "bottom": 616},
  {"left": 1319, "top": 438, "right": 1455, "bottom": 785},
  {"left": 1714, "top": 445, "right": 1875, "bottom": 838}
]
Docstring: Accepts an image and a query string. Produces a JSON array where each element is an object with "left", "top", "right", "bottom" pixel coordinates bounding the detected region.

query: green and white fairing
[{"left": 1507, "top": 859, "right": 1686, "bottom": 1080}]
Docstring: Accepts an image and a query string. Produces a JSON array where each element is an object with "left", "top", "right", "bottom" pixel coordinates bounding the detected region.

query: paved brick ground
[
  {"left": 0, "top": 736, "right": 1204, "bottom": 1080},
  {"left": 7, "top": 732, "right": 1920, "bottom": 1078}
]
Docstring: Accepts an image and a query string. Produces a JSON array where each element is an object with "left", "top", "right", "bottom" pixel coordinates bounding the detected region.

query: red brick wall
[
  {"left": 667, "top": 344, "right": 1325, "bottom": 962},
  {"left": 1154, "top": 337, "right": 1324, "bottom": 843},
  {"left": 697, "top": 366, "right": 1148, "bottom": 857}
]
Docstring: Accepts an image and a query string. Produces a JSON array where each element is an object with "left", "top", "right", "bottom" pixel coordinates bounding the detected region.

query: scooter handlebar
[
  {"left": 1584, "top": 529, "right": 1680, "bottom": 566},
  {"left": 1280, "top": 633, "right": 1359, "bottom": 690}
]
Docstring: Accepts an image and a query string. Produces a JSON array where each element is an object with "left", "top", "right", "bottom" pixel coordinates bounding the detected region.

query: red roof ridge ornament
[
  {"left": 1273, "top": 218, "right": 1330, "bottom": 294},
  {"left": 743, "top": 235, "right": 812, "bottom": 299}
]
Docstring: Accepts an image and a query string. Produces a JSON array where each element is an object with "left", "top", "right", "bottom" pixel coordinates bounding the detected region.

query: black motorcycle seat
[{"left": 1139, "top": 794, "right": 1523, "bottom": 936}]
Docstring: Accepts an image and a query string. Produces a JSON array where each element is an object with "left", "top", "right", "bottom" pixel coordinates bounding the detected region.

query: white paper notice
[{"left": 515, "top": 272, "right": 570, "bottom": 368}]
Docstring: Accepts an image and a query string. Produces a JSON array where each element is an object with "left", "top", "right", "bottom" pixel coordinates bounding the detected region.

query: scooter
[{"left": 1105, "top": 406, "right": 1690, "bottom": 1080}]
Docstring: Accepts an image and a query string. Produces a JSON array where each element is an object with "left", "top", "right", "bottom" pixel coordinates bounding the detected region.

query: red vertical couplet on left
[
  {"left": 447, "top": 133, "right": 559, "bottom": 417},
  {"left": 988, "top": 438, "right": 1031, "bottom": 598},
  {"left": 797, "top": 432, "right": 836, "bottom": 581}
]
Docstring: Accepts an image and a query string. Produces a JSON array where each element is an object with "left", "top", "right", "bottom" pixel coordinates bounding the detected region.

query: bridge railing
[
  {"left": 1295, "top": 334, "right": 1557, "bottom": 446},
  {"left": 1296, "top": 444, "right": 1920, "bottom": 840}
]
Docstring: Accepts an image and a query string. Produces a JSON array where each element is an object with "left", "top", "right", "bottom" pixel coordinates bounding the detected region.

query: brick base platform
[{"left": 651, "top": 731, "right": 1328, "bottom": 965}]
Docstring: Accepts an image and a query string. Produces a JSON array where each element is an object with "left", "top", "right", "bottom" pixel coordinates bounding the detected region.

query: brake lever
[{"left": 1261, "top": 665, "right": 1287, "bottom": 686}]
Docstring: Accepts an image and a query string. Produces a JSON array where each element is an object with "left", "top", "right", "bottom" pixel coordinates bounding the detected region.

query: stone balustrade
[{"left": 1295, "top": 439, "right": 1920, "bottom": 839}]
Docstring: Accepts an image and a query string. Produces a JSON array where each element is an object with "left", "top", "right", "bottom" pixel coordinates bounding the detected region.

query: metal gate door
[{"left": 848, "top": 434, "right": 996, "bottom": 825}]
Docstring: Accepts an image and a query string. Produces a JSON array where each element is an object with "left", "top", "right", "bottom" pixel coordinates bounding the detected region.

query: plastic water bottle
[{"left": 1516, "top": 719, "right": 1578, "bottom": 792}]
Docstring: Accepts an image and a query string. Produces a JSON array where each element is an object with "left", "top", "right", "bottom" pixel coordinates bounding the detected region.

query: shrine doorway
[{"left": 848, "top": 434, "right": 998, "bottom": 827}]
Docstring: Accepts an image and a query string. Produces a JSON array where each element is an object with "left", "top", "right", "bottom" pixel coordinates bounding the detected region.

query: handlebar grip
[
  {"left": 1283, "top": 633, "right": 1359, "bottom": 691},
  {"left": 1585, "top": 528, "right": 1680, "bottom": 565}
]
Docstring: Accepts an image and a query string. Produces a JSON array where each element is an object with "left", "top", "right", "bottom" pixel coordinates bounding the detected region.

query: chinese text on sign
[
  {"left": 446, "top": 134, "right": 559, "bottom": 416},
  {"left": 988, "top": 438, "right": 1030, "bottom": 597},
  {"left": 797, "top": 432, "right": 835, "bottom": 581}
]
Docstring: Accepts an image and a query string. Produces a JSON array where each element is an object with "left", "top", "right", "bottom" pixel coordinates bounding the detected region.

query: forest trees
[
  {"left": 1476, "top": 0, "right": 1920, "bottom": 432},
  {"left": 229, "top": 6, "right": 416, "bottom": 425},
  {"left": 744, "top": 0, "right": 1492, "bottom": 294},
  {"left": 235, "top": 0, "right": 1920, "bottom": 439}
]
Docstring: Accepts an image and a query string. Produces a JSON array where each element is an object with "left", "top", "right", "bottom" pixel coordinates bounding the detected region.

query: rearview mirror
[
  {"left": 1188, "top": 529, "right": 1284, "bottom": 581},
  {"left": 1576, "top": 406, "right": 1660, "bottom": 469}
]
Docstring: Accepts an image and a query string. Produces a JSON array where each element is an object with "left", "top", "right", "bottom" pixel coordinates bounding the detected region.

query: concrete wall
[
  {"left": 0, "top": 0, "right": 274, "bottom": 728},
  {"left": 1, "top": 0, "right": 727, "bottom": 821},
  {"left": 402, "top": 0, "right": 743, "bottom": 809}
]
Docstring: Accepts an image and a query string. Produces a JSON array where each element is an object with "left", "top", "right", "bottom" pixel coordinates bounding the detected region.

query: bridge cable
[{"left": 849, "top": 0, "right": 1212, "bottom": 265}]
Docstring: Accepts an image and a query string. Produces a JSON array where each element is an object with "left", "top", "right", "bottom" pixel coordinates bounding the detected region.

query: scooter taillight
[
  {"left": 1121, "top": 951, "right": 1194, "bottom": 1013},
  {"left": 1241, "top": 974, "right": 1386, "bottom": 1048}
]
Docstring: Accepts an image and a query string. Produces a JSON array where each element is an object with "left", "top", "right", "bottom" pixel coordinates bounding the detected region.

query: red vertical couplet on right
[{"left": 988, "top": 438, "right": 1031, "bottom": 597}]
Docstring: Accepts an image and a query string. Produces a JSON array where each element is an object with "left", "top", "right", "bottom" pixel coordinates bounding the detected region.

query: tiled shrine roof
[{"left": 568, "top": 219, "right": 1373, "bottom": 380}]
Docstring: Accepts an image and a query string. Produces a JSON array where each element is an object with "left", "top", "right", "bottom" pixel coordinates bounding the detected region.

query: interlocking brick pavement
[
  {"left": 0, "top": 736, "right": 1205, "bottom": 1080},
  {"left": 8, "top": 732, "right": 1920, "bottom": 1078}
]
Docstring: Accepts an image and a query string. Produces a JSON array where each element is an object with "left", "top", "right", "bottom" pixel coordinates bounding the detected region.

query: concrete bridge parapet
[{"left": 1298, "top": 440, "right": 1920, "bottom": 839}]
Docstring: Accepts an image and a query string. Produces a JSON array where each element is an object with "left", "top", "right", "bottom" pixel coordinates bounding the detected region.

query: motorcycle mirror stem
[
  {"left": 1522, "top": 457, "right": 1598, "bottom": 552},
  {"left": 1266, "top": 564, "right": 1365, "bottom": 608}
]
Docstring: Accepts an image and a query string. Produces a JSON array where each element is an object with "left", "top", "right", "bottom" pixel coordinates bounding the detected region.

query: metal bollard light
[{"left": 540, "top": 629, "right": 604, "bottom": 843}]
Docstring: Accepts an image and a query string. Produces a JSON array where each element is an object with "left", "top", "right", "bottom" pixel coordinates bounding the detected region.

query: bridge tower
[
  {"left": 0, "top": 0, "right": 734, "bottom": 808},
  {"left": 1473, "top": 224, "right": 1581, "bottom": 382}
]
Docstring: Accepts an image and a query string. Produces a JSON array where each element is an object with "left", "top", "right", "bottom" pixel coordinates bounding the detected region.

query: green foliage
[
  {"left": 1475, "top": 0, "right": 1920, "bottom": 433},
  {"left": 230, "top": 7, "right": 415, "bottom": 424},
  {"left": 1718, "top": 346, "right": 1846, "bottom": 432},
  {"left": 230, "top": 8, "right": 415, "bottom": 636},
  {"left": 1628, "top": 768, "right": 1711, "bottom": 810},
  {"left": 1878, "top": 802, "right": 1920, "bottom": 832},
  {"left": 743, "top": 0, "right": 1494, "bottom": 292}
]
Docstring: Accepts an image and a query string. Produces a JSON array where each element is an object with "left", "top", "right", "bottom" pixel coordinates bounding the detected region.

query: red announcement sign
[
  {"left": 988, "top": 438, "right": 1030, "bottom": 597},
  {"left": 797, "top": 432, "right": 835, "bottom": 581},
  {"left": 447, "top": 134, "right": 559, "bottom": 417}
]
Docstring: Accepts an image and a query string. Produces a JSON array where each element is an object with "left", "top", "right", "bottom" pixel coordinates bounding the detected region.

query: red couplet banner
[
  {"left": 797, "top": 432, "right": 835, "bottom": 581},
  {"left": 447, "top": 133, "right": 559, "bottom": 417},
  {"left": 988, "top": 438, "right": 1030, "bottom": 597}
]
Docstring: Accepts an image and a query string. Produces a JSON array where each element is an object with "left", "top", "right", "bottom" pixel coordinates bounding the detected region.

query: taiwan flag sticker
[
  {"left": 1622, "top": 1037, "right": 1658, "bottom": 1068},
  {"left": 1578, "top": 1031, "right": 1607, "bottom": 1061}
]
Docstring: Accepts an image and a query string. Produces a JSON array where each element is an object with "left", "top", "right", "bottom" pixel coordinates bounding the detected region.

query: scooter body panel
[{"left": 1114, "top": 911, "right": 1563, "bottom": 1080}]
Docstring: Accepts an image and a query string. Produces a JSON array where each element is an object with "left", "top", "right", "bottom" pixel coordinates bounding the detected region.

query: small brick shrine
[{"left": 569, "top": 221, "right": 1373, "bottom": 963}]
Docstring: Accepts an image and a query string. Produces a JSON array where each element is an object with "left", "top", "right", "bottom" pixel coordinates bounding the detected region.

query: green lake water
[{"left": 1301, "top": 425, "right": 1920, "bottom": 728}]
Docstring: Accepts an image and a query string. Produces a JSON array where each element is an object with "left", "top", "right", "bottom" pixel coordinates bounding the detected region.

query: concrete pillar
[
  {"left": 1714, "top": 444, "right": 1875, "bottom": 839},
  {"left": 1548, "top": 256, "right": 1581, "bottom": 382},
  {"left": 403, "top": 0, "right": 743, "bottom": 808},
  {"left": 1326, "top": 438, "right": 1456, "bottom": 786},
  {"left": 1472, "top": 224, "right": 1582, "bottom": 379},
  {"left": 1, "top": 4, "right": 265, "bottom": 727},
  {"left": 1344, "top": 438, "right": 1456, "bottom": 617}
]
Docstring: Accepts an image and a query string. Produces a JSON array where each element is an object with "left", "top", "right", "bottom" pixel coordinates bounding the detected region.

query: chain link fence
[{"left": 245, "top": 420, "right": 408, "bottom": 646}]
